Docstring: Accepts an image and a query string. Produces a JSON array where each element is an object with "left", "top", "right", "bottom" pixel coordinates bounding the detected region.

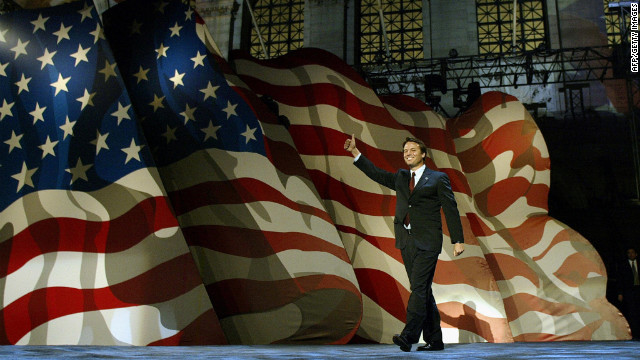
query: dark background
[{"left": 539, "top": 109, "right": 639, "bottom": 308}]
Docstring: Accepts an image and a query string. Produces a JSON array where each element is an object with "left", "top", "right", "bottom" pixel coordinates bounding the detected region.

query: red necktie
[
  {"left": 404, "top": 172, "right": 415, "bottom": 226},
  {"left": 410, "top": 172, "right": 415, "bottom": 192}
]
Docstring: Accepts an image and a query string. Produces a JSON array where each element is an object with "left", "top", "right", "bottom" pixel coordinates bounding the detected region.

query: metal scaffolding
[
  {"left": 358, "top": 46, "right": 615, "bottom": 99},
  {"left": 358, "top": 44, "right": 640, "bottom": 201}
]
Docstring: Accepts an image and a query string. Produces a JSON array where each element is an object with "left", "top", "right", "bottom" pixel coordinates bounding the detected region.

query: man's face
[
  {"left": 403, "top": 141, "right": 425, "bottom": 169},
  {"left": 628, "top": 248, "right": 637, "bottom": 261}
]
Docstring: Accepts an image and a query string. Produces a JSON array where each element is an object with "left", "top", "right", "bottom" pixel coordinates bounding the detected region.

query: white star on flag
[
  {"left": 31, "top": 14, "right": 49, "bottom": 33},
  {"left": 91, "top": 130, "right": 110, "bottom": 155},
  {"left": 240, "top": 125, "right": 257, "bottom": 144},
  {"left": 11, "top": 162, "right": 38, "bottom": 192},
  {"left": 149, "top": 94, "right": 165, "bottom": 112},
  {"left": 169, "top": 69, "right": 185, "bottom": 88},
  {"left": 200, "top": 81, "right": 219, "bottom": 100},
  {"left": 133, "top": 66, "right": 149, "bottom": 83},
  {"left": 155, "top": 0, "right": 169, "bottom": 13},
  {"left": 122, "top": 138, "right": 143, "bottom": 164},
  {"left": 53, "top": 22, "right": 72, "bottom": 43},
  {"left": 169, "top": 22, "right": 182, "bottom": 37},
  {"left": 162, "top": 125, "right": 178, "bottom": 143},
  {"left": 50, "top": 73, "right": 71, "bottom": 95},
  {"left": 39, "top": 136, "right": 58, "bottom": 158},
  {"left": 0, "top": 99, "right": 14, "bottom": 120},
  {"left": 11, "top": 39, "right": 29, "bottom": 59},
  {"left": 184, "top": 7, "right": 193, "bottom": 20},
  {"left": 79, "top": 3, "right": 94, "bottom": 22},
  {"left": 15, "top": 74, "right": 31, "bottom": 94},
  {"left": 201, "top": 121, "right": 221, "bottom": 141},
  {"left": 76, "top": 88, "right": 96, "bottom": 110},
  {"left": 156, "top": 43, "right": 169, "bottom": 59},
  {"left": 191, "top": 51, "right": 206, "bottom": 68},
  {"left": 66, "top": 157, "right": 93, "bottom": 184},
  {"left": 29, "top": 102, "right": 46, "bottom": 124},
  {"left": 222, "top": 100, "right": 237, "bottom": 119},
  {"left": 70, "top": 44, "right": 91, "bottom": 66},
  {"left": 59, "top": 116, "right": 76, "bottom": 140},
  {"left": 90, "top": 23, "right": 104, "bottom": 43},
  {"left": 37, "top": 48, "right": 56, "bottom": 69},
  {"left": 100, "top": 59, "right": 117, "bottom": 81},
  {"left": 180, "top": 103, "right": 196, "bottom": 123},
  {"left": 111, "top": 102, "right": 131, "bottom": 125},
  {"left": 4, "top": 130, "right": 22, "bottom": 153}
]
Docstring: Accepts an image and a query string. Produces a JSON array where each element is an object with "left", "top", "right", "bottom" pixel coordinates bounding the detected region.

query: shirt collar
[{"left": 411, "top": 164, "right": 426, "bottom": 181}]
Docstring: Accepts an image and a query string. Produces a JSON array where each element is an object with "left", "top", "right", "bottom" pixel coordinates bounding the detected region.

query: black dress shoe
[
  {"left": 392, "top": 334, "right": 411, "bottom": 352},
  {"left": 417, "top": 341, "right": 444, "bottom": 351}
]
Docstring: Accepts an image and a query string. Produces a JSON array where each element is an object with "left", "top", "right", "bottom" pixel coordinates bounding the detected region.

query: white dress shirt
[{"left": 630, "top": 259, "right": 640, "bottom": 285}]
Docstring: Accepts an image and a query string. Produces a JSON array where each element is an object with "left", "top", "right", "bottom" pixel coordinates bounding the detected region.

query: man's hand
[
  {"left": 453, "top": 243, "right": 465, "bottom": 256},
  {"left": 344, "top": 134, "right": 360, "bottom": 157}
]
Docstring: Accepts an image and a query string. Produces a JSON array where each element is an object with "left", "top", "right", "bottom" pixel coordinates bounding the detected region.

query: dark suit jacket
[
  {"left": 355, "top": 155, "right": 464, "bottom": 252},
  {"left": 618, "top": 259, "right": 640, "bottom": 297}
]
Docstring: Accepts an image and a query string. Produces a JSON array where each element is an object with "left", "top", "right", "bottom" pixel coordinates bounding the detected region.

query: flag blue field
[{"left": 0, "top": 0, "right": 226, "bottom": 345}]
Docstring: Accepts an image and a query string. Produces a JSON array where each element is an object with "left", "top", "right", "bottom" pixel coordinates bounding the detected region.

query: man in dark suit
[
  {"left": 344, "top": 135, "right": 464, "bottom": 352},
  {"left": 617, "top": 247, "right": 640, "bottom": 339}
]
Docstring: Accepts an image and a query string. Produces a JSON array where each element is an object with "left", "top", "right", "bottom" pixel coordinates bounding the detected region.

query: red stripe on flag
[
  {"left": 232, "top": 49, "right": 371, "bottom": 88},
  {"left": 1, "top": 196, "right": 178, "bottom": 278},
  {"left": 0, "top": 253, "right": 203, "bottom": 344},
  {"left": 434, "top": 258, "right": 502, "bottom": 292},
  {"left": 479, "top": 177, "right": 536, "bottom": 216},
  {"left": 206, "top": 274, "right": 361, "bottom": 319},
  {"left": 397, "top": 124, "right": 459, "bottom": 157},
  {"left": 289, "top": 125, "right": 405, "bottom": 171},
  {"left": 308, "top": 169, "right": 395, "bottom": 216},
  {"left": 380, "top": 94, "right": 432, "bottom": 112},
  {"left": 335, "top": 224, "right": 401, "bottom": 263},
  {"left": 353, "top": 268, "right": 409, "bottom": 322},
  {"left": 465, "top": 213, "right": 497, "bottom": 236},
  {"left": 237, "top": 76, "right": 404, "bottom": 131},
  {"left": 168, "top": 178, "right": 333, "bottom": 225},
  {"left": 484, "top": 253, "right": 540, "bottom": 284},
  {"left": 479, "top": 91, "right": 520, "bottom": 113},
  {"left": 183, "top": 224, "right": 351, "bottom": 263},
  {"left": 264, "top": 137, "right": 313, "bottom": 179},
  {"left": 147, "top": 309, "right": 227, "bottom": 345},
  {"left": 502, "top": 292, "right": 590, "bottom": 321}
]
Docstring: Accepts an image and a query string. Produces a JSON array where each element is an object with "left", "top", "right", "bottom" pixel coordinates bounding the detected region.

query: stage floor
[{"left": 1, "top": 341, "right": 639, "bottom": 359}]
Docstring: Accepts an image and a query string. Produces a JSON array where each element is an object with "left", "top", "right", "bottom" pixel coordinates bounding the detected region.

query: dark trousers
[
  {"left": 399, "top": 233, "right": 442, "bottom": 344},
  {"left": 622, "top": 285, "right": 640, "bottom": 339}
]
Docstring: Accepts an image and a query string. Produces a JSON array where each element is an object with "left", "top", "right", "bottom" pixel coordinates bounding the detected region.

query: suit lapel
[
  {"left": 408, "top": 168, "right": 429, "bottom": 199},
  {"left": 399, "top": 170, "right": 411, "bottom": 198},
  {"left": 415, "top": 169, "right": 429, "bottom": 189}
]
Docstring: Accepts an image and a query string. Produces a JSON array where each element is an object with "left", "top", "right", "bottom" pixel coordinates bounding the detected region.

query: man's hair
[{"left": 403, "top": 137, "right": 427, "bottom": 155}]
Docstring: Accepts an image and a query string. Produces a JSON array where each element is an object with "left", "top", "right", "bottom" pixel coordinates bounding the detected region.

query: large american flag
[
  {"left": 232, "top": 47, "right": 631, "bottom": 343},
  {"left": 102, "top": 0, "right": 362, "bottom": 345},
  {"left": 0, "top": 0, "right": 630, "bottom": 346},
  {"left": 0, "top": 0, "right": 226, "bottom": 345}
]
